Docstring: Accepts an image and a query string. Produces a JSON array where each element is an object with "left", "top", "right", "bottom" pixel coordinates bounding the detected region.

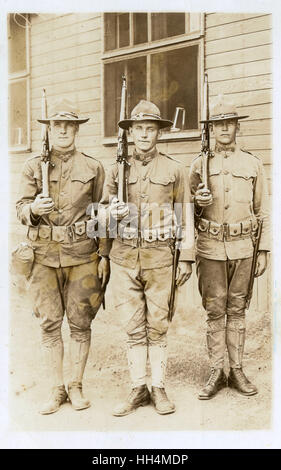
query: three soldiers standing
[{"left": 16, "top": 92, "right": 269, "bottom": 415}]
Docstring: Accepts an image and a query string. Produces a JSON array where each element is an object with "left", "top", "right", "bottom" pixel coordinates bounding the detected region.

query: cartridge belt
[
  {"left": 196, "top": 217, "right": 258, "bottom": 242},
  {"left": 27, "top": 221, "right": 89, "bottom": 243}
]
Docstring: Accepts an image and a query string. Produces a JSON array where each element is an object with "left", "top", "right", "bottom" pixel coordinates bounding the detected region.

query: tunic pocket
[
  {"left": 232, "top": 170, "right": 255, "bottom": 203},
  {"left": 71, "top": 177, "right": 93, "bottom": 209},
  {"left": 149, "top": 174, "right": 175, "bottom": 204}
]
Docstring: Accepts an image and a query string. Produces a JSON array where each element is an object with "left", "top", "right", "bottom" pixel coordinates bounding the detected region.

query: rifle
[
  {"left": 41, "top": 88, "right": 51, "bottom": 197},
  {"left": 117, "top": 75, "right": 129, "bottom": 203},
  {"left": 245, "top": 219, "right": 264, "bottom": 310},
  {"left": 200, "top": 73, "right": 211, "bottom": 197},
  {"left": 168, "top": 226, "right": 182, "bottom": 322}
]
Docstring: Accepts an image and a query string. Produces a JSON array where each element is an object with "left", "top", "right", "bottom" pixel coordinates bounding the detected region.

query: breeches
[
  {"left": 196, "top": 255, "right": 252, "bottom": 326},
  {"left": 29, "top": 259, "right": 103, "bottom": 344},
  {"left": 110, "top": 261, "right": 172, "bottom": 347}
]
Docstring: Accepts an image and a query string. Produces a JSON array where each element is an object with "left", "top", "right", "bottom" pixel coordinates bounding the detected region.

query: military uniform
[
  {"left": 101, "top": 100, "right": 194, "bottom": 415},
  {"left": 16, "top": 98, "right": 109, "bottom": 413},
  {"left": 189, "top": 96, "right": 270, "bottom": 398}
]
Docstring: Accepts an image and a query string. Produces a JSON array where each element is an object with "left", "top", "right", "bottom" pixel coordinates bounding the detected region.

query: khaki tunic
[
  {"left": 189, "top": 146, "right": 270, "bottom": 260},
  {"left": 101, "top": 148, "right": 195, "bottom": 269},
  {"left": 16, "top": 148, "right": 109, "bottom": 267}
]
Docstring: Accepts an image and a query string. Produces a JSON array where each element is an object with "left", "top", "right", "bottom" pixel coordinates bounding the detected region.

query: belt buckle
[
  {"left": 222, "top": 223, "right": 228, "bottom": 240},
  {"left": 67, "top": 225, "right": 75, "bottom": 242}
]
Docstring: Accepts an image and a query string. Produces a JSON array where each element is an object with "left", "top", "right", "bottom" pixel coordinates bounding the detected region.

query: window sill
[
  {"left": 103, "top": 130, "right": 200, "bottom": 147},
  {"left": 8, "top": 146, "right": 32, "bottom": 154}
]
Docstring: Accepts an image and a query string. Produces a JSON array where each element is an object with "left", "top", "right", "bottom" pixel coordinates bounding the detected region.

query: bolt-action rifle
[
  {"left": 200, "top": 73, "right": 212, "bottom": 196},
  {"left": 117, "top": 75, "right": 129, "bottom": 203},
  {"left": 41, "top": 88, "right": 51, "bottom": 197}
]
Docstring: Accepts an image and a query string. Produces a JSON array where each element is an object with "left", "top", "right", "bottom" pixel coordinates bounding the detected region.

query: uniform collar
[
  {"left": 133, "top": 147, "right": 158, "bottom": 165},
  {"left": 51, "top": 147, "right": 76, "bottom": 162},
  {"left": 215, "top": 143, "right": 236, "bottom": 153}
]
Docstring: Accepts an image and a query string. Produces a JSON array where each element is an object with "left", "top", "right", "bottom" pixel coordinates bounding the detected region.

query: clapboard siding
[{"left": 9, "top": 12, "right": 272, "bottom": 312}]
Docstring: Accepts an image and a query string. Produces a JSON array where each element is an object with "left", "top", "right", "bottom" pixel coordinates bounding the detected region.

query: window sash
[
  {"left": 102, "top": 38, "right": 203, "bottom": 142},
  {"left": 103, "top": 12, "right": 203, "bottom": 56},
  {"left": 8, "top": 14, "right": 30, "bottom": 152}
]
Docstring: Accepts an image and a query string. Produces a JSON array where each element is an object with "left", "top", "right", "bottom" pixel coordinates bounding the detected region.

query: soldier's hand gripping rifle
[
  {"left": 117, "top": 75, "right": 129, "bottom": 203},
  {"left": 41, "top": 88, "right": 51, "bottom": 197},
  {"left": 245, "top": 219, "right": 264, "bottom": 310},
  {"left": 200, "top": 73, "right": 212, "bottom": 197}
]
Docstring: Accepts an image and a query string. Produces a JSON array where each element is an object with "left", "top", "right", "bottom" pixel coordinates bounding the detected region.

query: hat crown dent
[
  {"left": 210, "top": 94, "right": 238, "bottom": 118},
  {"left": 48, "top": 97, "right": 80, "bottom": 118},
  {"left": 131, "top": 100, "right": 161, "bottom": 119}
]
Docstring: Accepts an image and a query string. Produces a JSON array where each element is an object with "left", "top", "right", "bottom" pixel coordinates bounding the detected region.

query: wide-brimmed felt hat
[
  {"left": 200, "top": 95, "right": 249, "bottom": 123},
  {"left": 37, "top": 97, "right": 89, "bottom": 124},
  {"left": 118, "top": 100, "right": 173, "bottom": 130}
]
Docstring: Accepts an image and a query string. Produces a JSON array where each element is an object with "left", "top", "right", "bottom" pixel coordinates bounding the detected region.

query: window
[
  {"left": 103, "top": 12, "right": 203, "bottom": 141},
  {"left": 8, "top": 13, "right": 30, "bottom": 151}
]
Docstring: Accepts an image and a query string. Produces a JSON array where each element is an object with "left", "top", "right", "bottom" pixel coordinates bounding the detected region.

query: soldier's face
[
  {"left": 50, "top": 121, "right": 78, "bottom": 150},
  {"left": 211, "top": 119, "right": 239, "bottom": 145},
  {"left": 130, "top": 121, "right": 160, "bottom": 154}
]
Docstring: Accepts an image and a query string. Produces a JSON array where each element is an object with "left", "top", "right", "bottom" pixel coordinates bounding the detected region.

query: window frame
[
  {"left": 101, "top": 12, "right": 205, "bottom": 146},
  {"left": 8, "top": 14, "right": 31, "bottom": 153}
]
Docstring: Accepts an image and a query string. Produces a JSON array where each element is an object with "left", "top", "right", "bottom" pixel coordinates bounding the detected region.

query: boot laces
[{"left": 207, "top": 369, "right": 220, "bottom": 386}]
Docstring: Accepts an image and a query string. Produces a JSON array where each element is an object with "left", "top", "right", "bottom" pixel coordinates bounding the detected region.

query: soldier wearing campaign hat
[
  {"left": 189, "top": 95, "right": 270, "bottom": 399},
  {"left": 101, "top": 100, "right": 195, "bottom": 416},
  {"left": 16, "top": 97, "right": 110, "bottom": 414}
]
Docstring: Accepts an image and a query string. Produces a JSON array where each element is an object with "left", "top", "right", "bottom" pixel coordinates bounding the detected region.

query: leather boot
[
  {"left": 228, "top": 368, "right": 258, "bottom": 396},
  {"left": 226, "top": 321, "right": 257, "bottom": 395},
  {"left": 68, "top": 381, "right": 91, "bottom": 410},
  {"left": 40, "top": 385, "right": 68, "bottom": 415},
  {"left": 198, "top": 368, "right": 228, "bottom": 400},
  {"left": 69, "top": 338, "right": 91, "bottom": 410},
  {"left": 151, "top": 387, "right": 175, "bottom": 415},
  {"left": 112, "top": 384, "right": 150, "bottom": 417}
]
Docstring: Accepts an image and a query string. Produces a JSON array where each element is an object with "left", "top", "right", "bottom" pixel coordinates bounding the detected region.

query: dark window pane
[
  {"left": 150, "top": 45, "right": 198, "bottom": 130},
  {"left": 133, "top": 13, "right": 148, "bottom": 45},
  {"left": 8, "top": 14, "right": 27, "bottom": 74},
  {"left": 118, "top": 13, "right": 130, "bottom": 48},
  {"left": 104, "top": 13, "right": 117, "bottom": 51},
  {"left": 8, "top": 80, "right": 28, "bottom": 147},
  {"left": 152, "top": 13, "right": 185, "bottom": 41},
  {"left": 104, "top": 57, "right": 146, "bottom": 137}
]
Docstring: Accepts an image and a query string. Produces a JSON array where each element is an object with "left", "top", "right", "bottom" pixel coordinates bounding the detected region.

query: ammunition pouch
[
  {"left": 196, "top": 217, "right": 258, "bottom": 242},
  {"left": 27, "top": 221, "right": 89, "bottom": 244}
]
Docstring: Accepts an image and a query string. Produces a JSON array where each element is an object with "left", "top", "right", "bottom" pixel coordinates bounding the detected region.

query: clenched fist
[
  {"left": 31, "top": 194, "right": 55, "bottom": 217},
  {"left": 110, "top": 197, "right": 130, "bottom": 221},
  {"left": 194, "top": 183, "right": 213, "bottom": 207}
]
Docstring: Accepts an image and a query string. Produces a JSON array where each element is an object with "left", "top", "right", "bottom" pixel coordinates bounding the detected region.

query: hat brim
[
  {"left": 118, "top": 118, "right": 173, "bottom": 130},
  {"left": 200, "top": 115, "right": 249, "bottom": 123},
  {"left": 37, "top": 118, "right": 89, "bottom": 125}
]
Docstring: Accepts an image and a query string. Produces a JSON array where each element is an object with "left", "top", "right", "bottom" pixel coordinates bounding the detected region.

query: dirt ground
[{"left": 8, "top": 274, "right": 272, "bottom": 440}]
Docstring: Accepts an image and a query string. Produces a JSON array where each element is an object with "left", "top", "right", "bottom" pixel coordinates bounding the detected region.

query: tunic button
[
  {"left": 225, "top": 187, "right": 229, "bottom": 192},
  {"left": 224, "top": 204, "right": 229, "bottom": 210},
  {"left": 141, "top": 194, "right": 146, "bottom": 198},
  {"left": 223, "top": 170, "right": 229, "bottom": 175},
  {"left": 58, "top": 209, "right": 63, "bottom": 214},
  {"left": 143, "top": 177, "right": 147, "bottom": 181}
]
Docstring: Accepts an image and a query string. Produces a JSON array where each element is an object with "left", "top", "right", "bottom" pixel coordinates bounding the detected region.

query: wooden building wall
[{"left": 9, "top": 12, "right": 272, "bottom": 312}]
